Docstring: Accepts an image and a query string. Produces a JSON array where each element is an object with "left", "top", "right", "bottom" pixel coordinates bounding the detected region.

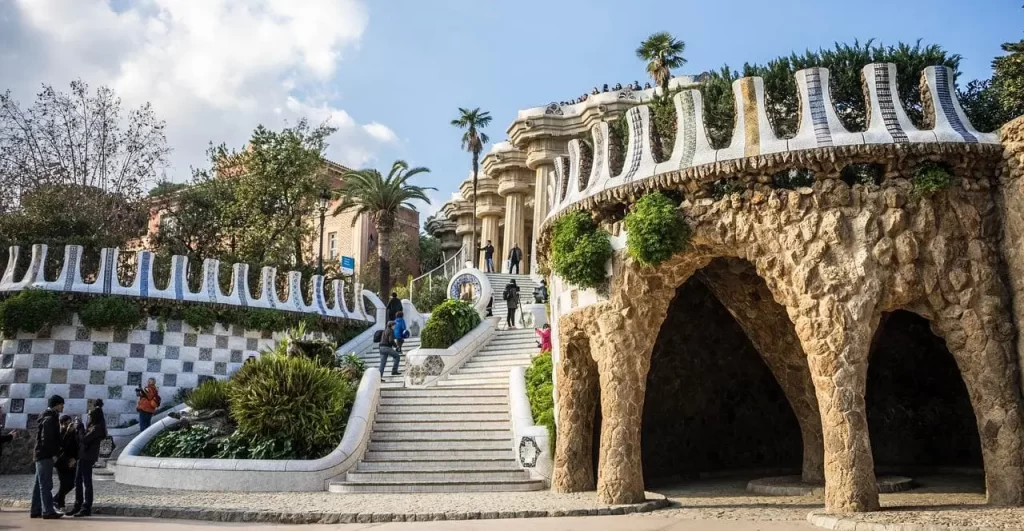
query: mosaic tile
[
  {"left": 110, "top": 357, "right": 125, "bottom": 371},
  {"left": 75, "top": 328, "right": 91, "bottom": 341},
  {"left": 128, "top": 372, "right": 142, "bottom": 386},
  {"left": 182, "top": 362, "right": 194, "bottom": 373},
  {"left": 14, "top": 369, "right": 28, "bottom": 383},
  {"left": 51, "top": 369, "right": 67, "bottom": 384},
  {"left": 10, "top": 398, "right": 24, "bottom": 413},
  {"left": 32, "top": 353, "right": 49, "bottom": 369},
  {"left": 230, "top": 350, "right": 243, "bottom": 363},
  {"left": 166, "top": 346, "right": 180, "bottom": 360},
  {"left": 18, "top": 340, "right": 31, "bottom": 354},
  {"left": 198, "top": 375, "right": 214, "bottom": 386},
  {"left": 199, "top": 348, "right": 212, "bottom": 361},
  {"left": 246, "top": 338, "right": 258, "bottom": 350},
  {"left": 108, "top": 386, "right": 122, "bottom": 399},
  {"left": 149, "top": 332, "right": 164, "bottom": 345},
  {"left": 214, "top": 362, "right": 226, "bottom": 375},
  {"left": 54, "top": 340, "right": 70, "bottom": 355},
  {"left": 114, "top": 330, "right": 130, "bottom": 343},
  {"left": 92, "top": 342, "right": 108, "bottom": 356},
  {"left": 167, "top": 320, "right": 183, "bottom": 333},
  {"left": 69, "top": 384, "right": 85, "bottom": 399},
  {"left": 163, "top": 374, "right": 177, "bottom": 387},
  {"left": 29, "top": 383, "right": 46, "bottom": 398},
  {"left": 147, "top": 358, "right": 161, "bottom": 372},
  {"left": 1, "top": 354, "right": 13, "bottom": 368},
  {"left": 184, "top": 334, "right": 198, "bottom": 347},
  {"left": 36, "top": 327, "right": 51, "bottom": 339},
  {"left": 215, "top": 335, "right": 228, "bottom": 349},
  {"left": 0, "top": 384, "right": 8, "bottom": 398},
  {"left": 130, "top": 344, "right": 145, "bottom": 358},
  {"left": 72, "top": 355, "right": 90, "bottom": 370},
  {"left": 26, "top": 414, "right": 38, "bottom": 428},
  {"left": 89, "top": 370, "right": 105, "bottom": 385},
  {"left": 231, "top": 325, "right": 244, "bottom": 337}
]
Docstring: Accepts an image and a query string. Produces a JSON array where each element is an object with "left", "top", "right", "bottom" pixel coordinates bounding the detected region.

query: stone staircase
[
  {"left": 486, "top": 274, "right": 539, "bottom": 327},
  {"left": 348, "top": 335, "right": 420, "bottom": 388},
  {"left": 328, "top": 327, "right": 543, "bottom": 493}
]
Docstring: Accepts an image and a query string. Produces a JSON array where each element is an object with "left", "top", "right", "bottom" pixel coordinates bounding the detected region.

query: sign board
[{"left": 340, "top": 256, "right": 355, "bottom": 275}]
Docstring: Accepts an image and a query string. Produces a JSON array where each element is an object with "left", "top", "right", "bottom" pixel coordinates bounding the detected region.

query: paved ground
[{"left": 0, "top": 510, "right": 816, "bottom": 530}]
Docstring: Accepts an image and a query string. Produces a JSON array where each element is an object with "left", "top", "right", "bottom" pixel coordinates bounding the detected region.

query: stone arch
[{"left": 552, "top": 319, "right": 600, "bottom": 493}]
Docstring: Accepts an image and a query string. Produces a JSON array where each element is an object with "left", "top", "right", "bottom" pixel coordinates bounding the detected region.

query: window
[{"left": 328, "top": 232, "right": 338, "bottom": 260}]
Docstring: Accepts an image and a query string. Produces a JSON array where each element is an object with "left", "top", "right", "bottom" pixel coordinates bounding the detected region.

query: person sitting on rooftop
[
  {"left": 644, "top": 82, "right": 652, "bottom": 89},
  {"left": 633, "top": 80, "right": 642, "bottom": 90},
  {"left": 602, "top": 84, "right": 609, "bottom": 92},
  {"left": 592, "top": 87, "right": 599, "bottom": 95},
  {"left": 614, "top": 82, "right": 622, "bottom": 90}
]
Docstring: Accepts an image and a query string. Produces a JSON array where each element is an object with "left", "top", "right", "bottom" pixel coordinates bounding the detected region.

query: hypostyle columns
[
  {"left": 485, "top": 143, "right": 533, "bottom": 274},
  {"left": 526, "top": 140, "right": 567, "bottom": 274},
  {"left": 473, "top": 176, "right": 503, "bottom": 269}
]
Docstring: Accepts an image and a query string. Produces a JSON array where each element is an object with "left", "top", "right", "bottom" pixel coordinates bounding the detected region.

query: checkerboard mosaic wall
[{"left": 0, "top": 315, "right": 279, "bottom": 429}]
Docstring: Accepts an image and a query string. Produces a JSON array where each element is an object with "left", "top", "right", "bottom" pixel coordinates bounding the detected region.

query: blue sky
[
  {"left": 2, "top": 0, "right": 1019, "bottom": 225},
  {"left": 340, "top": 0, "right": 1021, "bottom": 218}
]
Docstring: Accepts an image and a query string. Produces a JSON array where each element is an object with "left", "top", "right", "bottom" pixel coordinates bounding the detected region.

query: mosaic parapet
[
  {"left": 0, "top": 244, "right": 379, "bottom": 322},
  {"left": 544, "top": 64, "right": 998, "bottom": 218}
]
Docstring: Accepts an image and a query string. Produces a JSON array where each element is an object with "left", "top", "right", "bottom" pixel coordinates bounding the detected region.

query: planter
[{"left": 404, "top": 320, "right": 495, "bottom": 388}]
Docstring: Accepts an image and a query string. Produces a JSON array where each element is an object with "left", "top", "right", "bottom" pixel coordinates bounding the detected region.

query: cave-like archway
[
  {"left": 641, "top": 270, "right": 803, "bottom": 485},
  {"left": 867, "top": 311, "right": 983, "bottom": 473}
]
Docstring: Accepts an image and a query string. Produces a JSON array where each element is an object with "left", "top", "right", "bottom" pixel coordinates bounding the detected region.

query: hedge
[
  {"left": 624, "top": 191, "right": 689, "bottom": 267},
  {"left": 420, "top": 299, "right": 481, "bottom": 349}
]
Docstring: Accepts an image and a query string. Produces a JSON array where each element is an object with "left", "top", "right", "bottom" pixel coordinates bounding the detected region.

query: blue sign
[{"left": 340, "top": 256, "right": 355, "bottom": 275}]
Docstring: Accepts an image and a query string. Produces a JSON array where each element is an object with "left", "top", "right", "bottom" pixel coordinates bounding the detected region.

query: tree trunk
[
  {"left": 472, "top": 154, "right": 479, "bottom": 268},
  {"left": 378, "top": 223, "right": 392, "bottom": 303}
]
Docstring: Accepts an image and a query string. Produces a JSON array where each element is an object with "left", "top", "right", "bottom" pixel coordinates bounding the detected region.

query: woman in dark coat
[
  {"left": 70, "top": 401, "right": 106, "bottom": 517},
  {"left": 53, "top": 415, "right": 78, "bottom": 511}
]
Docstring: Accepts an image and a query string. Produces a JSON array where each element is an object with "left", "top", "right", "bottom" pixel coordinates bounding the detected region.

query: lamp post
[{"left": 317, "top": 187, "right": 330, "bottom": 277}]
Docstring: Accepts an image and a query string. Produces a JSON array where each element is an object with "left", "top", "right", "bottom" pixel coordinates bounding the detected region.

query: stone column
[
  {"left": 999, "top": 116, "right": 1024, "bottom": 386},
  {"left": 526, "top": 140, "right": 565, "bottom": 275},
  {"left": 552, "top": 316, "right": 599, "bottom": 492},
  {"left": 499, "top": 167, "right": 532, "bottom": 275},
  {"left": 479, "top": 214, "right": 501, "bottom": 269}
]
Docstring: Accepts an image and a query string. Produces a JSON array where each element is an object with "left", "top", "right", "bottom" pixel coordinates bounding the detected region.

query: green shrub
[
  {"left": 185, "top": 378, "right": 232, "bottom": 411},
  {"left": 412, "top": 278, "right": 449, "bottom": 313},
  {"left": 913, "top": 163, "right": 955, "bottom": 196},
  {"left": 0, "top": 289, "right": 63, "bottom": 335},
  {"left": 143, "top": 425, "right": 218, "bottom": 458},
  {"left": 214, "top": 431, "right": 300, "bottom": 460},
  {"left": 77, "top": 296, "right": 142, "bottom": 331},
  {"left": 228, "top": 354, "right": 355, "bottom": 457},
  {"left": 182, "top": 305, "right": 217, "bottom": 331},
  {"left": 335, "top": 353, "right": 365, "bottom": 382},
  {"left": 550, "top": 211, "right": 612, "bottom": 289},
  {"left": 624, "top": 192, "right": 689, "bottom": 266},
  {"left": 420, "top": 299, "right": 481, "bottom": 349},
  {"left": 236, "top": 308, "right": 288, "bottom": 333},
  {"left": 525, "top": 351, "right": 555, "bottom": 453}
]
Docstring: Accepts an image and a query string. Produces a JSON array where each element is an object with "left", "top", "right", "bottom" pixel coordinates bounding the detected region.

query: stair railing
[{"left": 409, "top": 244, "right": 466, "bottom": 301}]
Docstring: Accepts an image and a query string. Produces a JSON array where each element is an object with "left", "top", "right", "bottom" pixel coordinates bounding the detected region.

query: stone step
[
  {"left": 445, "top": 372, "right": 510, "bottom": 381},
  {"left": 485, "top": 335, "right": 540, "bottom": 344},
  {"left": 380, "top": 387, "right": 506, "bottom": 398},
  {"left": 374, "top": 412, "right": 509, "bottom": 423},
  {"left": 465, "top": 352, "right": 537, "bottom": 363},
  {"left": 356, "top": 459, "right": 520, "bottom": 472},
  {"left": 328, "top": 478, "right": 545, "bottom": 493},
  {"left": 435, "top": 377, "right": 509, "bottom": 387},
  {"left": 459, "top": 362, "right": 532, "bottom": 372},
  {"left": 368, "top": 439, "right": 511, "bottom": 452},
  {"left": 377, "top": 403, "right": 508, "bottom": 414},
  {"left": 371, "top": 430, "right": 512, "bottom": 441},
  {"left": 345, "top": 469, "right": 531, "bottom": 483},
  {"left": 379, "top": 396, "right": 508, "bottom": 406},
  {"left": 478, "top": 347, "right": 539, "bottom": 356},
  {"left": 362, "top": 448, "right": 512, "bottom": 460},
  {"left": 373, "top": 421, "right": 511, "bottom": 431}
]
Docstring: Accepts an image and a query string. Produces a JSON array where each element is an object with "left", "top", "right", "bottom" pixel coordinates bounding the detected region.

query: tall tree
[
  {"left": 418, "top": 232, "right": 444, "bottom": 274},
  {"left": 991, "top": 40, "right": 1024, "bottom": 120},
  {"left": 636, "top": 32, "right": 687, "bottom": 98},
  {"left": 333, "top": 160, "right": 433, "bottom": 300},
  {"left": 0, "top": 79, "right": 170, "bottom": 204},
  {"left": 451, "top": 108, "right": 491, "bottom": 268}
]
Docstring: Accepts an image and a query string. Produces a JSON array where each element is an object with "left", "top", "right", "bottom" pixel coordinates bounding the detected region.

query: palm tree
[
  {"left": 636, "top": 32, "right": 687, "bottom": 98},
  {"left": 334, "top": 160, "right": 434, "bottom": 301},
  {"left": 450, "top": 108, "right": 492, "bottom": 267}
]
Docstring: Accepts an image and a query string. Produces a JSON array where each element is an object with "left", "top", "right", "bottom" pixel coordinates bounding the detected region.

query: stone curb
[
  {"left": 0, "top": 496, "right": 670, "bottom": 524},
  {"left": 806, "top": 511, "right": 1004, "bottom": 531},
  {"left": 749, "top": 476, "right": 915, "bottom": 497}
]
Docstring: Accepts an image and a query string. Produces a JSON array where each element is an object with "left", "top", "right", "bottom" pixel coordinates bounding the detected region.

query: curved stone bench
[
  {"left": 509, "top": 366, "right": 552, "bottom": 484},
  {"left": 115, "top": 368, "right": 381, "bottom": 492}
]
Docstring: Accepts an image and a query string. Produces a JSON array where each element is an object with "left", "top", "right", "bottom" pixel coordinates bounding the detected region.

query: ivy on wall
[
  {"left": 624, "top": 191, "right": 689, "bottom": 266},
  {"left": 550, "top": 211, "right": 613, "bottom": 289},
  {"left": 912, "top": 163, "right": 955, "bottom": 196}
]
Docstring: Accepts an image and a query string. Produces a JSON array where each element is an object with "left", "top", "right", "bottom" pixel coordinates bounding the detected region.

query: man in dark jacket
[
  {"left": 71, "top": 400, "right": 107, "bottom": 518},
  {"left": 479, "top": 240, "right": 495, "bottom": 273},
  {"left": 30, "top": 395, "right": 64, "bottom": 519},
  {"left": 507, "top": 243, "right": 523, "bottom": 275},
  {"left": 54, "top": 415, "right": 78, "bottom": 512},
  {"left": 386, "top": 292, "right": 403, "bottom": 322},
  {"left": 503, "top": 279, "right": 521, "bottom": 330}
]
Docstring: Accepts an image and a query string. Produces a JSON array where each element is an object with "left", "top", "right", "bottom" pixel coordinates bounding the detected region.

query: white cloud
[{"left": 2, "top": 0, "right": 394, "bottom": 179}]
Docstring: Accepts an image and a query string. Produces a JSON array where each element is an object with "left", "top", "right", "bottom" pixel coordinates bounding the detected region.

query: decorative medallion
[
  {"left": 423, "top": 355, "right": 445, "bottom": 376},
  {"left": 449, "top": 273, "right": 483, "bottom": 305},
  {"left": 544, "top": 103, "right": 564, "bottom": 116},
  {"left": 99, "top": 436, "right": 116, "bottom": 459},
  {"left": 408, "top": 364, "right": 427, "bottom": 386},
  {"left": 519, "top": 436, "right": 541, "bottom": 468}
]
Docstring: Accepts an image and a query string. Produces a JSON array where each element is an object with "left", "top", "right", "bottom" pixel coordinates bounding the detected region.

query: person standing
[
  {"left": 393, "top": 311, "right": 409, "bottom": 353},
  {"left": 507, "top": 243, "right": 523, "bottom": 275},
  {"left": 136, "top": 378, "right": 160, "bottom": 431},
  {"left": 533, "top": 279, "right": 549, "bottom": 304},
  {"left": 386, "top": 292, "right": 403, "bottom": 322},
  {"left": 479, "top": 240, "right": 495, "bottom": 273},
  {"left": 71, "top": 401, "right": 106, "bottom": 518},
  {"left": 30, "top": 395, "right": 64, "bottom": 519},
  {"left": 53, "top": 415, "right": 79, "bottom": 513},
  {"left": 535, "top": 323, "right": 552, "bottom": 352},
  {"left": 378, "top": 321, "right": 401, "bottom": 378},
  {"left": 503, "top": 279, "right": 521, "bottom": 330},
  {"left": 0, "top": 406, "right": 18, "bottom": 512}
]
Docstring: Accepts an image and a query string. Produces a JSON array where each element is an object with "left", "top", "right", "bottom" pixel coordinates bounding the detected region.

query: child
[
  {"left": 535, "top": 323, "right": 552, "bottom": 352},
  {"left": 393, "top": 311, "right": 410, "bottom": 353}
]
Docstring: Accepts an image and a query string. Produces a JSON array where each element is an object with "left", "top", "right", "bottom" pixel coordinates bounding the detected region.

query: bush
[
  {"left": 420, "top": 299, "right": 481, "bottom": 349},
  {"left": 335, "top": 353, "right": 365, "bottom": 382},
  {"left": 228, "top": 354, "right": 355, "bottom": 457},
  {"left": 236, "top": 308, "right": 288, "bottom": 333},
  {"left": 412, "top": 277, "right": 449, "bottom": 313},
  {"left": 182, "top": 305, "right": 217, "bottom": 331},
  {"left": 624, "top": 192, "right": 689, "bottom": 266},
  {"left": 143, "top": 425, "right": 218, "bottom": 458},
  {"left": 0, "top": 289, "right": 63, "bottom": 335},
  {"left": 913, "top": 163, "right": 955, "bottom": 196},
  {"left": 77, "top": 296, "right": 143, "bottom": 331},
  {"left": 525, "top": 351, "right": 555, "bottom": 453},
  {"left": 185, "top": 378, "right": 232, "bottom": 411},
  {"left": 550, "top": 211, "right": 612, "bottom": 289}
]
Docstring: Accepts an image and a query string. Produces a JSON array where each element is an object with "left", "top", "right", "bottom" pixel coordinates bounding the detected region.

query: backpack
[
  {"left": 373, "top": 330, "right": 384, "bottom": 343},
  {"left": 153, "top": 393, "right": 162, "bottom": 407},
  {"left": 503, "top": 285, "right": 513, "bottom": 301}
]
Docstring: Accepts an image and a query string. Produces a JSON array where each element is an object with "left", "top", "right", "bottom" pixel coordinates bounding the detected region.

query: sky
[{"left": 1, "top": 0, "right": 1020, "bottom": 226}]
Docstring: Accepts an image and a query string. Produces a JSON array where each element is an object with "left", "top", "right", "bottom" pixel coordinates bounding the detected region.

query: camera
[{"left": 135, "top": 386, "right": 145, "bottom": 397}]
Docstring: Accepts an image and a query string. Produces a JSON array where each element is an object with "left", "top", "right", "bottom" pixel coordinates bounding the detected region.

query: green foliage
[
  {"left": 710, "top": 178, "right": 743, "bottom": 200},
  {"left": 649, "top": 92, "right": 679, "bottom": 162},
  {"left": 525, "top": 351, "right": 555, "bottom": 453},
  {"left": 214, "top": 431, "right": 299, "bottom": 460},
  {"left": 181, "top": 305, "right": 216, "bottom": 332},
  {"left": 418, "top": 233, "right": 444, "bottom": 274},
  {"left": 0, "top": 290, "right": 63, "bottom": 335},
  {"left": 958, "top": 79, "right": 1016, "bottom": 132},
  {"left": 335, "top": 352, "right": 366, "bottom": 382},
  {"left": 143, "top": 425, "right": 218, "bottom": 458},
  {"left": 991, "top": 40, "right": 1024, "bottom": 121},
  {"left": 840, "top": 164, "right": 884, "bottom": 187},
  {"left": 147, "top": 180, "right": 189, "bottom": 198},
  {"left": 185, "top": 378, "right": 232, "bottom": 411},
  {"left": 77, "top": 297, "right": 142, "bottom": 331},
  {"left": 636, "top": 32, "right": 687, "bottom": 94},
  {"left": 412, "top": 276, "right": 449, "bottom": 313},
  {"left": 550, "top": 211, "right": 612, "bottom": 289},
  {"left": 228, "top": 354, "right": 355, "bottom": 457},
  {"left": 420, "top": 299, "right": 481, "bottom": 349},
  {"left": 771, "top": 168, "right": 816, "bottom": 190},
  {"left": 624, "top": 192, "right": 689, "bottom": 266},
  {"left": 912, "top": 163, "right": 955, "bottom": 196}
]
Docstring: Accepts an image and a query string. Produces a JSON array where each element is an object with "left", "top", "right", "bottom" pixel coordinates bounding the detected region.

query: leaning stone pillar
[
  {"left": 790, "top": 297, "right": 880, "bottom": 512},
  {"left": 552, "top": 317, "right": 599, "bottom": 492},
  {"left": 999, "top": 115, "right": 1024, "bottom": 386}
]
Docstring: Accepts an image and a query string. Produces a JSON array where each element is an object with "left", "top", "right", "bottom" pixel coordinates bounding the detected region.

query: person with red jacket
[{"left": 135, "top": 378, "right": 160, "bottom": 431}]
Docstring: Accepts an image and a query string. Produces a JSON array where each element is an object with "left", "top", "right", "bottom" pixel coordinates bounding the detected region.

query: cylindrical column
[
  {"left": 479, "top": 214, "right": 502, "bottom": 269},
  {"left": 531, "top": 164, "right": 553, "bottom": 275},
  {"left": 502, "top": 193, "right": 525, "bottom": 273}
]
